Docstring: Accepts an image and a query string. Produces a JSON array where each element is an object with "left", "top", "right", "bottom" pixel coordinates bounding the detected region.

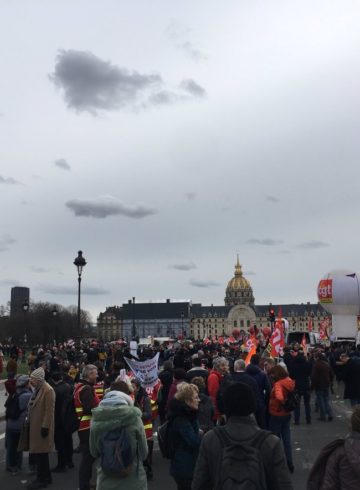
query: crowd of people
[{"left": 1, "top": 338, "right": 360, "bottom": 490}]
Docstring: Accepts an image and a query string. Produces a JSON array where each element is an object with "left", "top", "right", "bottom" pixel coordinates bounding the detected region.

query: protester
[
  {"left": 167, "top": 382, "right": 201, "bottom": 490},
  {"left": 187, "top": 357, "right": 209, "bottom": 383},
  {"left": 158, "top": 360, "right": 174, "bottom": 424},
  {"left": 337, "top": 352, "right": 360, "bottom": 407},
  {"left": 166, "top": 368, "right": 188, "bottom": 410},
  {"left": 74, "top": 364, "right": 100, "bottom": 490},
  {"left": 27, "top": 367, "right": 56, "bottom": 490},
  {"left": 5, "top": 375, "right": 32, "bottom": 475},
  {"left": 89, "top": 390, "right": 148, "bottom": 490},
  {"left": 207, "top": 357, "right": 229, "bottom": 421},
  {"left": 192, "top": 382, "right": 293, "bottom": 490},
  {"left": 191, "top": 376, "right": 214, "bottom": 433},
  {"left": 307, "top": 405, "right": 360, "bottom": 489},
  {"left": 311, "top": 353, "right": 334, "bottom": 422},
  {"left": 288, "top": 350, "right": 312, "bottom": 425},
  {"left": 246, "top": 354, "right": 272, "bottom": 427},
  {"left": 268, "top": 364, "right": 296, "bottom": 473},
  {"left": 50, "top": 372, "right": 74, "bottom": 472}
]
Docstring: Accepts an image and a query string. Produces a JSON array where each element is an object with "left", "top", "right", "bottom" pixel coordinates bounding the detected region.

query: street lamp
[
  {"left": 74, "top": 250, "right": 86, "bottom": 330},
  {"left": 132, "top": 297, "right": 136, "bottom": 339},
  {"left": 22, "top": 299, "right": 29, "bottom": 344}
]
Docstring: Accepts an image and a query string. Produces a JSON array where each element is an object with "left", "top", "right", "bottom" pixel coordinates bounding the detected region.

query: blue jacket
[
  {"left": 245, "top": 364, "right": 271, "bottom": 407},
  {"left": 6, "top": 388, "right": 32, "bottom": 432},
  {"left": 167, "top": 398, "right": 201, "bottom": 480}
]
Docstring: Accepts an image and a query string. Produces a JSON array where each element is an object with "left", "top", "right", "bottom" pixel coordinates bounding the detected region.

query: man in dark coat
[
  {"left": 232, "top": 359, "right": 264, "bottom": 428},
  {"left": 338, "top": 353, "right": 360, "bottom": 406},
  {"left": 311, "top": 353, "right": 334, "bottom": 422},
  {"left": 289, "top": 351, "right": 312, "bottom": 424},
  {"left": 245, "top": 354, "right": 271, "bottom": 416},
  {"left": 192, "top": 382, "right": 293, "bottom": 490}
]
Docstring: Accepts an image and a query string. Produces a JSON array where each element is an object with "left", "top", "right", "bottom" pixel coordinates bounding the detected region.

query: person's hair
[
  {"left": 264, "top": 358, "right": 276, "bottom": 368},
  {"left": 174, "top": 368, "right": 187, "bottom": 380},
  {"left": 213, "top": 357, "right": 228, "bottom": 371},
  {"left": 351, "top": 406, "right": 360, "bottom": 432},
  {"left": 163, "top": 360, "right": 173, "bottom": 372},
  {"left": 112, "top": 361, "right": 122, "bottom": 371},
  {"left": 223, "top": 382, "right": 257, "bottom": 417},
  {"left": 192, "top": 357, "right": 202, "bottom": 367},
  {"left": 269, "top": 365, "right": 288, "bottom": 381},
  {"left": 62, "top": 363, "right": 70, "bottom": 374},
  {"left": 191, "top": 376, "right": 205, "bottom": 392},
  {"left": 234, "top": 359, "right": 246, "bottom": 371},
  {"left": 250, "top": 354, "right": 260, "bottom": 365},
  {"left": 109, "top": 380, "right": 131, "bottom": 395},
  {"left": 51, "top": 372, "right": 63, "bottom": 382},
  {"left": 175, "top": 382, "right": 199, "bottom": 403},
  {"left": 94, "top": 361, "right": 103, "bottom": 371},
  {"left": 81, "top": 364, "right": 97, "bottom": 380}
]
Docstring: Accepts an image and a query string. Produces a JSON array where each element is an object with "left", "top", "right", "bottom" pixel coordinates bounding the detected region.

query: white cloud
[{"left": 65, "top": 195, "right": 157, "bottom": 219}]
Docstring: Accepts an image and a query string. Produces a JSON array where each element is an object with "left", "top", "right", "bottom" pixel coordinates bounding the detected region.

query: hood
[
  {"left": 246, "top": 364, "right": 261, "bottom": 375},
  {"left": 277, "top": 377, "right": 295, "bottom": 391},
  {"left": 91, "top": 405, "right": 141, "bottom": 429},
  {"left": 344, "top": 432, "right": 360, "bottom": 477},
  {"left": 167, "top": 397, "right": 198, "bottom": 421}
]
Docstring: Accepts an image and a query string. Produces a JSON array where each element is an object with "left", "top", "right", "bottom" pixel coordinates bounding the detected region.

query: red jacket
[
  {"left": 207, "top": 370, "right": 223, "bottom": 420},
  {"left": 269, "top": 377, "right": 295, "bottom": 416}
]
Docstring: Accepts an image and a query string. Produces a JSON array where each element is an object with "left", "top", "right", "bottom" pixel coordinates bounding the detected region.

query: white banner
[{"left": 124, "top": 353, "right": 160, "bottom": 388}]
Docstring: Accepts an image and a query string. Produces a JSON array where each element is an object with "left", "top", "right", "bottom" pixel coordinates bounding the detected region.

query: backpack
[
  {"left": 5, "top": 393, "right": 24, "bottom": 420},
  {"left": 157, "top": 420, "right": 174, "bottom": 459},
  {"left": 216, "top": 375, "right": 235, "bottom": 415},
  {"left": 62, "top": 393, "right": 80, "bottom": 433},
  {"left": 215, "top": 427, "right": 270, "bottom": 490},
  {"left": 282, "top": 389, "right": 300, "bottom": 412},
  {"left": 100, "top": 428, "right": 135, "bottom": 477},
  {"left": 307, "top": 439, "right": 345, "bottom": 490}
]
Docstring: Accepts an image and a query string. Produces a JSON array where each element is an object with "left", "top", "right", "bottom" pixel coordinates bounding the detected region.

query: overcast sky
[{"left": 1, "top": 1, "right": 360, "bottom": 322}]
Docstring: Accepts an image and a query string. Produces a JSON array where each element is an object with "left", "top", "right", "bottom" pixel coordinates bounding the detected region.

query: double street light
[
  {"left": 22, "top": 299, "right": 29, "bottom": 344},
  {"left": 74, "top": 250, "right": 86, "bottom": 330}
]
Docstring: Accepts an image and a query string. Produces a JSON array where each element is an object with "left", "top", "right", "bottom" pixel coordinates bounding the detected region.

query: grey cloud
[
  {"left": 50, "top": 50, "right": 205, "bottom": 113},
  {"left": 190, "top": 278, "right": 219, "bottom": 288},
  {"left": 55, "top": 158, "right": 71, "bottom": 171},
  {"left": 170, "top": 262, "right": 197, "bottom": 271},
  {"left": 178, "top": 41, "right": 207, "bottom": 61},
  {"left": 38, "top": 284, "right": 109, "bottom": 295},
  {"left": 30, "top": 266, "right": 48, "bottom": 273},
  {"left": 185, "top": 192, "right": 197, "bottom": 200},
  {"left": 296, "top": 241, "right": 330, "bottom": 250},
  {"left": 0, "top": 278, "right": 20, "bottom": 286},
  {"left": 0, "top": 234, "right": 16, "bottom": 252},
  {"left": 0, "top": 175, "right": 20, "bottom": 185},
  {"left": 266, "top": 195, "right": 280, "bottom": 203},
  {"left": 246, "top": 238, "right": 284, "bottom": 246},
  {"left": 65, "top": 195, "right": 157, "bottom": 219},
  {"left": 165, "top": 21, "right": 207, "bottom": 61},
  {"left": 50, "top": 49, "right": 162, "bottom": 113},
  {"left": 180, "top": 79, "right": 206, "bottom": 98}
]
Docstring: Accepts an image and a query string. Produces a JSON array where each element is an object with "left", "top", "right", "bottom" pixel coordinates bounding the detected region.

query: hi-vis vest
[
  {"left": 94, "top": 381, "right": 105, "bottom": 402},
  {"left": 146, "top": 380, "right": 160, "bottom": 421},
  {"left": 74, "top": 383, "right": 99, "bottom": 431}
]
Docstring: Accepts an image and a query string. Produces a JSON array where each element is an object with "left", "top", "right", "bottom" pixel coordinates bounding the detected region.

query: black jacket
[{"left": 288, "top": 355, "right": 312, "bottom": 392}]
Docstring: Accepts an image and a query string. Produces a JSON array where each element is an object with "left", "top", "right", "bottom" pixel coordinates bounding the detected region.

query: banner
[
  {"left": 124, "top": 353, "right": 160, "bottom": 388},
  {"left": 318, "top": 279, "right": 333, "bottom": 303},
  {"left": 319, "top": 317, "right": 330, "bottom": 340},
  {"left": 269, "top": 321, "right": 284, "bottom": 357}
]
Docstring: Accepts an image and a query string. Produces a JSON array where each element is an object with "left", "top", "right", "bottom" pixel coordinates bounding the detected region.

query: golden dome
[{"left": 226, "top": 256, "right": 251, "bottom": 290}]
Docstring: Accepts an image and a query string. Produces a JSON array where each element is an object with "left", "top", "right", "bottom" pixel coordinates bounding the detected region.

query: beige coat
[{"left": 28, "top": 381, "right": 55, "bottom": 453}]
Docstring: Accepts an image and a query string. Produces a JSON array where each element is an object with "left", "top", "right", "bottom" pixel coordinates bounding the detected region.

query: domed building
[{"left": 225, "top": 255, "right": 255, "bottom": 306}]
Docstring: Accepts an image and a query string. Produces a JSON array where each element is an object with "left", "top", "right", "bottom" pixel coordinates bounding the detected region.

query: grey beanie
[{"left": 30, "top": 367, "right": 45, "bottom": 381}]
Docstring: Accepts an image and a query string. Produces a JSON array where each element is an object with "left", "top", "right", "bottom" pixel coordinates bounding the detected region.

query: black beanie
[{"left": 223, "top": 382, "right": 257, "bottom": 417}]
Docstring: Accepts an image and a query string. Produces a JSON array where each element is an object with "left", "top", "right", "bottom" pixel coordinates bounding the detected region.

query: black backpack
[
  {"left": 282, "top": 389, "right": 300, "bottom": 412},
  {"left": 215, "top": 427, "right": 270, "bottom": 490},
  {"left": 157, "top": 420, "right": 175, "bottom": 459},
  {"left": 5, "top": 393, "right": 24, "bottom": 420},
  {"left": 100, "top": 428, "right": 135, "bottom": 477}
]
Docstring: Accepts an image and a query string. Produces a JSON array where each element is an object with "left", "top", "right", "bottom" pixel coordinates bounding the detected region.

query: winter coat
[
  {"left": 269, "top": 377, "right": 295, "bottom": 417},
  {"left": 52, "top": 380, "right": 72, "bottom": 431},
  {"left": 28, "top": 381, "right": 55, "bottom": 453},
  {"left": 320, "top": 432, "right": 360, "bottom": 490},
  {"left": 6, "top": 388, "right": 32, "bottom": 432},
  {"left": 167, "top": 398, "right": 201, "bottom": 480},
  {"left": 288, "top": 355, "right": 312, "bottom": 392},
  {"left": 207, "top": 370, "right": 223, "bottom": 419},
  {"left": 90, "top": 404, "right": 148, "bottom": 490},
  {"left": 167, "top": 378, "right": 186, "bottom": 410},
  {"left": 187, "top": 367, "right": 209, "bottom": 383},
  {"left": 231, "top": 371, "right": 261, "bottom": 411},
  {"left": 245, "top": 364, "right": 272, "bottom": 407},
  {"left": 311, "top": 360, "right": 333, "bottom": 391},
  {"left": 192, "top": 415, "right": 293, "bottom": 490},
  {"left": 197, "top": 393, "right": 214, "bottom": 433},
  {"left": 158, "top": 369, "right": 173, "bottom": 418},
  {"left": 339, "top": 359, "right": 360, "bottom": 400}
]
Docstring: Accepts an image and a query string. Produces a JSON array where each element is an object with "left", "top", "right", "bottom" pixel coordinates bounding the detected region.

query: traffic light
[{"left": 269, "top": 308, "right": 275, "bottom": 323}]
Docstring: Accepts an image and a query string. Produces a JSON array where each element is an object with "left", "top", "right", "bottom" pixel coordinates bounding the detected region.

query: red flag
[
  {"left": 319, "top": 317, "right": 330, "bottom": 340},
  {"left": 301, "top": 333, "right": 307, "bottom": 354},
  {"left": 269, "top": 323, "right": 284, "bottom": 357},
  {"left": 308, "top": 318, "right": 313, "bottom": 332},
  {"left": 277, "top": 306, "right": 283, "bottom": 320},
  {"left": 245, "top": 343, "right": 257, "bottom": 365},
  {"left": 218, "top": 336, "right": 224, "bottom": 345}
]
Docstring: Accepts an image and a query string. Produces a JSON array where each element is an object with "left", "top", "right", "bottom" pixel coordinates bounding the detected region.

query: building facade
[{"left": 97, "top": 257, "right": 329, "bottom": 341}]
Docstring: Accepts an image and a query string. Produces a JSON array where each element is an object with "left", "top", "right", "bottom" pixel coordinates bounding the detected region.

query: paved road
[{"left": 0, "top": 385, "right": 353, "bottom": 490}]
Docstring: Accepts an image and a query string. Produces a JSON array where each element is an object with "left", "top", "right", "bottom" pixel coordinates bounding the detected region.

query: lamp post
[
  {"left": 52, "top": 306, "right": 58, "bottom": 344},
  {"left": 132, "top": 297, "right": 136, "bottom": 339},
  {"left": 181, "top": 312, "right": 185, "bottom": 338},
  {"left": 74, "top": 250, "right": 86, "bottom": 330},
  {"left": 22, "top": 299, "right": 29, "bottom": 345}
]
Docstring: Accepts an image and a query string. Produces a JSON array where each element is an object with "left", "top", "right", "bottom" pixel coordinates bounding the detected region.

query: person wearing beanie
[
  {"left": 5, "top": 375, "right": 32, "bottom": 475},
  {"left": 89, "top": 390, "right": 148, "bottom": 490},
  {"left": 26, "top": 367, "right": 55, "bottom": 490},
  {"left": 192, "top": 383, "right": 293, "bottom": 490}
]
